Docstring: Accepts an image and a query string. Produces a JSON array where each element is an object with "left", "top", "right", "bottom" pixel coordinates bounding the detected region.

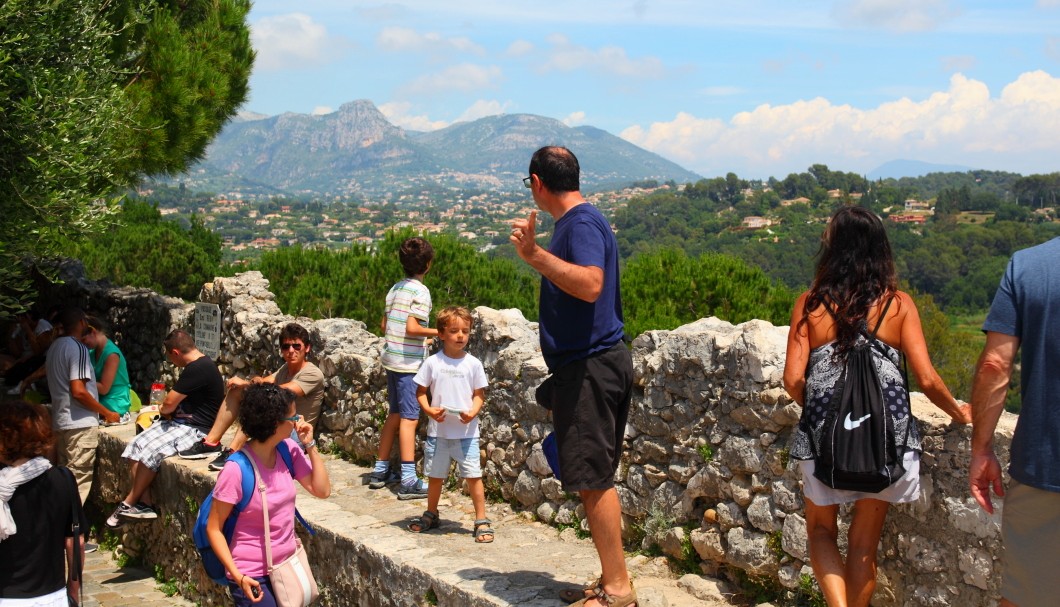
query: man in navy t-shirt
[
  {"left": 971, "top": 236, "right": 1060, "bottom": 607},
  {"left": 511, "top": 146, "right": 634, "bottom": 607}
]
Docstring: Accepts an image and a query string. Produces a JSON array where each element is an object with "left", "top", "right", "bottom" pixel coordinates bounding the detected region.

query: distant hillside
[
  {"left": 868, "top": 159, "right": 975, "bottom": 180},
  {"left": 174, "top": 101, "right": 701, "bottom": 198}
]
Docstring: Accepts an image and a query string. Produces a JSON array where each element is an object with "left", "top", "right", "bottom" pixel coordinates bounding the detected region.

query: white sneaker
[{"left": 5, "top": 385, "right": 21, "bottom": 396}]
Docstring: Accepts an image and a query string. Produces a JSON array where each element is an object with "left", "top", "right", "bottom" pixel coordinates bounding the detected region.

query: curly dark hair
[
  {"left": 0, "top": 401, "right": 53, "bottom": 462},
  {"left": 529, "top": 146, "right": 580, "bottom": 193},
  {"left": 239, "top": 383, "right": 296, "bottom": 442},
  {"left": 399, "top": 237, "right": 434, "bottom": 277},
  {"left": 799, "top": 205, "right": 898, "bottom": 357}
]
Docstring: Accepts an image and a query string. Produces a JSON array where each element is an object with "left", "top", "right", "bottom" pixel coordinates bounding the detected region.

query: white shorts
[
  {"left": 0, "top": 588, "right": 67, "bottom": 607},
  {"left": 799, "top": 450, "right": 920, "bottom": 506}
]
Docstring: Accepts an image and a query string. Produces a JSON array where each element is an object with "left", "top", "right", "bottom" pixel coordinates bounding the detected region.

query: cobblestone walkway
[{"left": 81, "top": 547, "right": 197, "bottom": 607}]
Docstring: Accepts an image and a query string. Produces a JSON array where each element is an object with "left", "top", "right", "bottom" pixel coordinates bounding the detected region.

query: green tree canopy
[
  {"left": 73, "top": 200, "right": 226, "bottom": 301},
  {"left": 0, "top": 0, "right": 253, "bottom": 317}
]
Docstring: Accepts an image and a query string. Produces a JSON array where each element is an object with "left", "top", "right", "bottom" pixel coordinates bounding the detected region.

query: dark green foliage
[
  {"left": 0, "top": 0, "right": 252, "bottom": 317},
  {"left": 256, "top": 230, "right": 539, "bottom": 330},
  {"left": 0, "top": 0, "right": 130, "bottom": 316},
  {"left": 622, "top": 249, "right": 795, "bottom": 338},
  {"left": 105, "top": 0, "right": 255, "bottom": 176},
  {"left": 73, "top": 201, "right": 227, "bottom": 301}
]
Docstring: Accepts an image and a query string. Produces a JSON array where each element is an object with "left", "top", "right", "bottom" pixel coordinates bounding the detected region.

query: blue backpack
[{"left": 193, "top": 444, "right": 315, "bottom": 585}]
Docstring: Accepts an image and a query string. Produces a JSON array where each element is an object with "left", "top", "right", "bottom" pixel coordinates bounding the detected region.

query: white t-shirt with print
[{"left": 413, "top": 351, "right": 488, "bottom": 439}]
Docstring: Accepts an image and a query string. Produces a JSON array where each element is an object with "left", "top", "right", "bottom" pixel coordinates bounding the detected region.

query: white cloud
[
  {"left": 251, "top": 13, "right": 345, "bottom": 71},
  {"left": 1038, "top": 0, "right": 1060, "bottom": 7},
  {"left": 378, "top": 102, "right": 449, "bottom": 132},
  {"left": 400, "top": 63, "right": 503, "bottom": 95},
  {"left": 506, "top": 40, "right": 535, "bottom": 57},
  {"left": 376, "top": 27, "right": 484, "bottom": 55},
  {"left": 539, "top": 34, "right": 665, "bottom": 78},
  {"left": 311, "top": 106, "right": 334, "bottom": 116},
  {"left": 621, "top": 71, "right": 1060, "bottom": 177},
  {"left": 563, "top": 111, "right": 587, "bottom": 126},
  {"left": 455, "top": 100, "right": 512, "bottom": 123},
  {"left": 833, "top": 0, "right": 960, "bottom": 33}
]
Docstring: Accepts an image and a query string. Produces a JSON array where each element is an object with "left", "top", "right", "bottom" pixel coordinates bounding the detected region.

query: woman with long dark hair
[
  {"left": 783, "top": 206, "right": 971, "bottom": 607},
  {"left": 0, "top": 401, "right": 87, "bottom": 606}
]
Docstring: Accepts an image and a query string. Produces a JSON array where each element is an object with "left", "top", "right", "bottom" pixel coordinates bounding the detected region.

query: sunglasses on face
[
  {"left": 280, "top": 342, "right": 303, "bottom": 351},
  {"left": 282, "top": 414, "right": 301, "bottom": 422}
]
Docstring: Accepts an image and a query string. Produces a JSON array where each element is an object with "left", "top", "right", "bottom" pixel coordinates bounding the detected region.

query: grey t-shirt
[
  {"left": 45, "top": 336, "right": 100, "bottom": 431},
  {"left": 983, "top": 236, "right": 1060, "bottom": 492}
]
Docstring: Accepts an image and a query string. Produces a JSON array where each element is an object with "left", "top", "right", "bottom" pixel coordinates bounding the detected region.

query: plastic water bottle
[{"left": 149, "top": 383, "right": 166, "bottom": 409}]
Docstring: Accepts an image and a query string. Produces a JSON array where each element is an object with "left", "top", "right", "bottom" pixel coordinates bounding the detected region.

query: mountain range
[{"left": 172, "top": 101, "right": 702, "bottom": 198}]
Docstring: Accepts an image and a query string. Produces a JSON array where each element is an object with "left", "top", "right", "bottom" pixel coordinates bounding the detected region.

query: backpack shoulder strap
[
  {"left": 228, "top": 450, "right": 255, "bottom": 514},
  {"left": 270, "top": 441, "right": 316, "bottom": 536}
]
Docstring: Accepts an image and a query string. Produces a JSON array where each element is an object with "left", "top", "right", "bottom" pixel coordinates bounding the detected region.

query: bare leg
[
  {"left": 580, "top": 488, "right": 632, "bottom": 603},
  {"left": 398, "top": 418, "right": 419, "bottom": 462},
  {"left": 123, "top": 461, "right": 157, "bottom": 506},
  {"left": 426, "top": 477, "right": 443, "bottom": 513},
  {"left": 204, "top": 388, "right": 242, "bottom": 445},
  {"left": 375, "top": 412, "right": 401, "bottom": 461},
  {"left": 845, "top": 499, "right": 889, "bottom": 607},
  {"left": 466, "top": 477, "right": 487, "bottom": 521},
  {"left": 228, "top": 428, "right": 249, "bottom": 452},
  {"left": 805, "top": 497, "right": 847, "bottom": 607}
]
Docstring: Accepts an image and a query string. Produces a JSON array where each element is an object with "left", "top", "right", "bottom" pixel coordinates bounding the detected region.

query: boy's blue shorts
[
  {"left": 423, "top": 436, "right": 481, "bottom": 479},
  {"left": 386, "top": 371, "right": 420, "bottom": 420}
]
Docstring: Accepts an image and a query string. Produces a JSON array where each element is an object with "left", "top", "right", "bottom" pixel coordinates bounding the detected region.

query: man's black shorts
[{"left": 543, "top": 342, "right": 633, "bottom": 492}]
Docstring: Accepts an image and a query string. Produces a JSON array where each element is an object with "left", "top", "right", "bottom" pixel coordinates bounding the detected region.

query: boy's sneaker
[
  {"left": 397, "top": 479, "right": 429, "bottom": 500},
  {"left": 208, "top": 448, "right": 233, "bottom": 471},
  {"left": 121, "top": 502, "right": 158, "bottom": 520},
  {"left": 178, "top": 439, "right": 223, "bottom": 460},
  {"left": 367, "top": 469, "right": 400, "bottom": 489}
]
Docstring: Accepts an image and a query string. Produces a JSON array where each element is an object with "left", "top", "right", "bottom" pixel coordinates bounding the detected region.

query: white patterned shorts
[{"left": 122, "top": 420, "right": 204, "bottom": 470}]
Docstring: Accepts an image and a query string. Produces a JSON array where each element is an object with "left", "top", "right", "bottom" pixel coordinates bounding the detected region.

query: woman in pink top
[{"left": 205, "top": 384, "right": 330, "bottom": 605}]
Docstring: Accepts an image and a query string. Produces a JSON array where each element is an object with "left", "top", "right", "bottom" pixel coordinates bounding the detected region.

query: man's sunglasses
[{"left": 280, "top": 342, "right": 303, "bottom": 351}]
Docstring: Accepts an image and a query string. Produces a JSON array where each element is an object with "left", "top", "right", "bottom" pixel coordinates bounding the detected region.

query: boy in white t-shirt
[{"left": 407, "top": 306, "right": 492, "bottom": 542}]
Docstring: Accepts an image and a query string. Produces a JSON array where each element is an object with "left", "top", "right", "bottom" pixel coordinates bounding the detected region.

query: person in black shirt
[
  {"left": 105, "top": 330, "right": 224, "bottom": 527},
  {"left": 0, "top": 401, "right": 87, "bottom": 606}
]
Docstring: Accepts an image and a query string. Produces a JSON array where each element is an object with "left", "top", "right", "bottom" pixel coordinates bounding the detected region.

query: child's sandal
[
  {"left": 472, "top": 518, "right": 494, "bottom": 543},
  {"left": 407, "top": 510, "right": 439, "bottom": 533}
]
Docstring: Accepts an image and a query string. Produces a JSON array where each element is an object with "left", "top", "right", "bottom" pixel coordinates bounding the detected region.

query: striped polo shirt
[{"left": 381, "top": 278, "right": 432, "bottom": 373}]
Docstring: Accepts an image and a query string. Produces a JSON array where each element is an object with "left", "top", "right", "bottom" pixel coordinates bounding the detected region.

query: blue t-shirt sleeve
[
  {"left": 563, "top": 218, "right": 608, "bottom": 270},
  {"left": 982, "top": 257, "right": 1020, "bottom": 338}
]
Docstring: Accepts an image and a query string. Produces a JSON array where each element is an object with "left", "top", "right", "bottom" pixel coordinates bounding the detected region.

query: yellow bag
[{"left": 135, "top": 405, "right": 161, "bottom": 434}]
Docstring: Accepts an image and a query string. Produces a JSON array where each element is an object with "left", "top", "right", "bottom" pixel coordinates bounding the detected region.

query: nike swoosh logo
[{"left": 843, "top": 412, "right": 872, "bottom": 430}]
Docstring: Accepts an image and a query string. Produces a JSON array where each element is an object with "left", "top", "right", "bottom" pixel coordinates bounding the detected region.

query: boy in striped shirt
[{"left": 370, "top": 237, "right": 438, "bottom": 499}]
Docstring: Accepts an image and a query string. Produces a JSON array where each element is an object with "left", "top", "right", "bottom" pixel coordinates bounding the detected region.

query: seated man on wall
[
  {"left": 178, "top": 322, "right": 324, "bottom": 471},
  {"left": 105, "top": 329, "right": 224, "bottom": 527}
]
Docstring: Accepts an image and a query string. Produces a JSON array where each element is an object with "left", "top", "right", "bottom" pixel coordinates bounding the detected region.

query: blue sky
[{"left": 245, "top": 1, "right": 1060, "bottom": 179}]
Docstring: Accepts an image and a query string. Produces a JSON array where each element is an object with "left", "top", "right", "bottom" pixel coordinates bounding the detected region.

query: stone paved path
[{"left": 81, "top": 547, "right": 197, "bottom": 607}]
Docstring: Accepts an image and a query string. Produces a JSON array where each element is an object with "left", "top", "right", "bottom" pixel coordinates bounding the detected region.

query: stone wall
[{"left": 64, "top": 268, "right": 1011, "bottom": 606}]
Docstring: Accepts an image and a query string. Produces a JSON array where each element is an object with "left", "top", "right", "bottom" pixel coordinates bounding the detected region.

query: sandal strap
[{"left": 473, "top": 518, "right": 491, "bottom": 527}]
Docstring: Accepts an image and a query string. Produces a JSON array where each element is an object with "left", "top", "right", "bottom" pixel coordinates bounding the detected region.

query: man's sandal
[
  {"left": 558, "top": 577, "right": 601, "bottom": 602},
  {"left": 568, "top": 582, "right": 636, "bottom": 607},
  {"left": 407, "top": 510, "right": 439, "bottom": 533},
  {"left": 472, "top": 519, "right": 494, "bottom": 543}
]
